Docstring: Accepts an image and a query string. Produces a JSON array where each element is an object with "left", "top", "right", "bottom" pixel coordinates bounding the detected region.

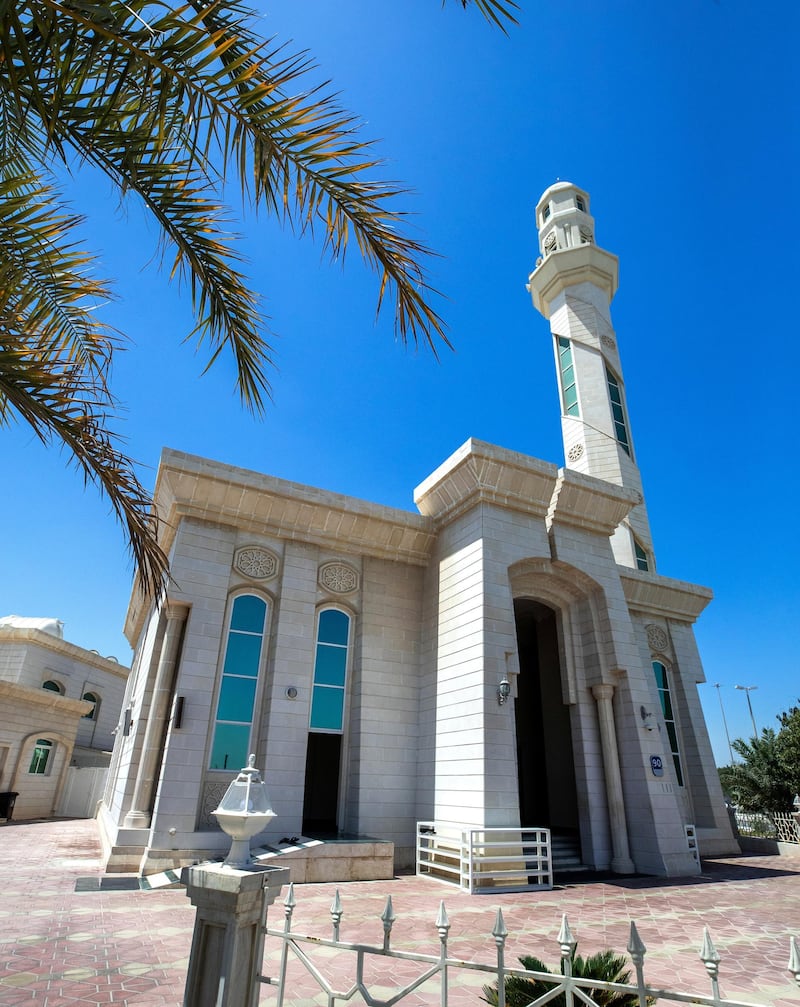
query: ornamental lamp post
[{"left": 211, "top": 754, "right": 276, "bottom": 868}]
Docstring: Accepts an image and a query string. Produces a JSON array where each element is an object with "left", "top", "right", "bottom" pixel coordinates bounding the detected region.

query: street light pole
[
  {"left": 735, "top": 684, "right": 759, "bottom": 738},
  {"left": 714, "top": 684, "right": 735, "bottom": 765}
]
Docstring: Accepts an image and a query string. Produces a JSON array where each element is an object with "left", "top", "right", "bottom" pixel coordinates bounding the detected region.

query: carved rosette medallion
[
  {"left": 600, "top": 334, "right": 616, "bottom": 350},
  {"left": 567, "top": 443, "right": 584, "bottom": 462},
  {"left": 646, "top": 624, "right": 669, "bottom": 653},
  {"left": 234, "top": 546, "right": 279, "bottom": 581},
  {"left": 319, "top": 561, "right": 359, "bottom": 594}
]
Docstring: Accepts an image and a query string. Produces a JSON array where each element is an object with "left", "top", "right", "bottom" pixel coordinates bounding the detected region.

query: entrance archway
[{"left": 513, "top": 599, "right": 579, "bottom": 839}]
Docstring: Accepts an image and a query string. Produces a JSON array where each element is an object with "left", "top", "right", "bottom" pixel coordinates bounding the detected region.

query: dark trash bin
[{"left": 0, "top": 792, "right": 19, "bottom": 820}]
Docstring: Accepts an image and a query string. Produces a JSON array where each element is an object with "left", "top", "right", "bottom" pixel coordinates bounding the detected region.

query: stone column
[
  {"left": 182, "top": 863, "right": 290, "bottom": 1007},
  {"left": 591, "top": 683, "right": 635, "bottom": 874},
  {"left": 124, "top": 604, "right": 187, "bottom": 828}
]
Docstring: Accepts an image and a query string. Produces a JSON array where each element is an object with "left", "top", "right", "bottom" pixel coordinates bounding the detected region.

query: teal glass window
[
  {"left": 652, "top": 661, "right": 684, "bottom": 786},
  {"left": 542, "top": 203, "right": 551, "bottom": 222},
  {"left": 634, "top": 540, "right": 649, "bottom": 572},
  {"left": 576, "top": 195, "right": 586, "bottom": 212},
  {"left": 606, "top": 367, "right": 631, "bottom": 455},
  {"left": 310, "top": 609, "right": 351, "bottom": 733},
  {"left": 210, "top": 594, "right": 268, "bottom": 771},
  {"left": 557, "top": 337, "right": 580, "bottom": 418},
  {"left": 29, "top": 738, "right": 53, "bottom": 775}
]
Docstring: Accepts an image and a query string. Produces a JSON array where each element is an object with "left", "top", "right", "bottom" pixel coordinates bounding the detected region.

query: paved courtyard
[{"left": 0, "top": 817, "right": 798, "bottom": 1006}]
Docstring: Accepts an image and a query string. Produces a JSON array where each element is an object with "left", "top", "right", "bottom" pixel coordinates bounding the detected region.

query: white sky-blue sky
[{"left": 2, "top": 0, "right": 798, "bottom": 765}]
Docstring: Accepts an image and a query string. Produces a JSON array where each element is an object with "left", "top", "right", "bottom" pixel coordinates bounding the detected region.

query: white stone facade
[
  {"left": 99, "top": 183, "right": 738, "bottom": 877},
  {"left": 0, "top": 623, "right": 130, "bottom": 819}
]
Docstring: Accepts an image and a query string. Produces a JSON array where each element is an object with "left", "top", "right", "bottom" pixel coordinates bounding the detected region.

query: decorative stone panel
[
  {"left": 233, "top": 545, "right": 279, "bottom": 581},
  {"left": 198, "top": 782, "right": 227, "bottom": 830},
  {"left": 318, "top": 561, "right": 359, "bottom": 595},
  {"left": 646, "top": 624, "right": 669, "bottom": 653},
  {"left": 567, "top": 443, "right": 584, "bottom": 462},
  {"left": 601, "top": 334, "right": 616, "bottom": 350}
]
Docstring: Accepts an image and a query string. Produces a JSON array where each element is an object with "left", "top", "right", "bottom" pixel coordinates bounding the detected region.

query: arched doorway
[{"left": 513, "top": 599, "right": 579, "bottom": 841}]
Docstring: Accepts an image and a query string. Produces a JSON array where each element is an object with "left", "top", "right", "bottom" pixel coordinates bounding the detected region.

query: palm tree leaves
[
  {"left": 0, "top": 0, "right": 515, "bottom": 592},
  {"left": 483, "top": 948, "right": 644, "bottom": 1007}
]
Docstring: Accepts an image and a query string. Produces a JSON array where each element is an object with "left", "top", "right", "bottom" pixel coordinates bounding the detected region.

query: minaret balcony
[{"left": 527, "top": 244, "right": 619, "bottom": 318}]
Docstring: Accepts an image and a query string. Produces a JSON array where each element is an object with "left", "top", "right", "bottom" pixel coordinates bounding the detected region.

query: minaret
[{"left": 527, "top": 181, "right": 654, "bottom": 572}]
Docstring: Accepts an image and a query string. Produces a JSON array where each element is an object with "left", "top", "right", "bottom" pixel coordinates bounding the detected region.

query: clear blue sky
[{"left": 2, "top": 0, "right": 797, "bottom": 765}]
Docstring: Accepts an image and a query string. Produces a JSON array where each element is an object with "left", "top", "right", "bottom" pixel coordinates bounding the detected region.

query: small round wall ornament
[
  {"left": 234, "top": 545, "right": 279, "bottom": 581},
  {"left": 319, "top": 561, "right": 359, "bottom": 594},
  {"left": 646, "top": 624, "right": 669, "bottom": 652},
  {"left": 567, "top": 443, "right": 584, "bottom": 462},
  {"left": 601, "top": 334, "right": 616, "bottom": 350}
]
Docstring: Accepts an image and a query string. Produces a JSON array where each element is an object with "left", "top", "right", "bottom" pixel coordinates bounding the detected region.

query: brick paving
[{"left": 0, "top": 818, "right": 798, "bottom": 1005}]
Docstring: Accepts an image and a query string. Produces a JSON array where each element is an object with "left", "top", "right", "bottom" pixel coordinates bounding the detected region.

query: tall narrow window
[
  {"left": 29, "top": 739, "right": 54, "bottom": 775},
  {"left": 82, "top": 692, "right": 99, "bottom": 719},
  {"left": 606, "top": 367, "right": 631, "bottom": 455},
  {"left": 557, "top": 337, "right": 580, "bottom": 417},
  {"left": 209, "top": 594, "right": 268, "bottom": 771},
  {"left": 309, "top": 609, "right": 351, "bottom": 732},
  {"left": 634, "top": 540, "right": 649, "bottom": 572},
  {"left": 652, "top": 661, "right": 684, "bottom": 786}
]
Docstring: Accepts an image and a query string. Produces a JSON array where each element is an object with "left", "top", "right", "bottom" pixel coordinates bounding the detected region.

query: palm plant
[
  {"left": 482, "top": 947, "right": 643, "bottom": 1007},
  {"left": 0, "top": 0, "right": 517, "bottom": 593}
]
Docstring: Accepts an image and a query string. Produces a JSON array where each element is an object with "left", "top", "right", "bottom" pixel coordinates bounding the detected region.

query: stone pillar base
[{"left": 182, "top": 862, "right": 289, "bottom": 1007}]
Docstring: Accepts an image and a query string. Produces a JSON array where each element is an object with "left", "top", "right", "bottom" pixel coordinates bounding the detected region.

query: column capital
[{"left": 591, "top": 682, "right": 615, "bottom": 702}]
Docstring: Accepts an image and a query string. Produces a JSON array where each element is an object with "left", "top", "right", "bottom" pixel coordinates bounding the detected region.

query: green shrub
[{"left": 482, "top": 946, "right": 645, "bottom": 1007}]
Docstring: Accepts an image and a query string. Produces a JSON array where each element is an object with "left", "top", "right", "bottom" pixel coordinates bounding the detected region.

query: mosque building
[{"left": 99, "top": 182, "right": 738, "bottom": 880}]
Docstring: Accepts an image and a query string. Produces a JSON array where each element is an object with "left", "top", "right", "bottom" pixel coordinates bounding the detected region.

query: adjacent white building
[
  {"left": 0, "top": 616, "right": 129, "bottom": 820},
  {"left": 99, "top": 182, "right": 738, "bottom": 878}
]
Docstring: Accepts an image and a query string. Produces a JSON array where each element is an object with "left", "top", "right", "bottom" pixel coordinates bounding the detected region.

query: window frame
[
  {"left": 605, "top": 365, "right": 632, "bottom": 456},
  {"left": 652, "top": 660, "right": 684, "bottom": 787},
  {"left": 309, "top": 606, "right": 353, "bottom": 735},
  {"left": 634, "top": 540, "right": 649, "bottom": 572},
  {"left": 81, "top": 691, "right": 99, "bottom": 719},
  {"left": 42, "top": 679, "right": 63, "bottom": 694},
  {"left": 28, "top": 738, "right": 55, "bottom": 775},
  {"left": 208, "top": 591, "right": 271, "bottom": 773},
  {"left": 556, "top": 336, "right": 580, "bottom": 418}
]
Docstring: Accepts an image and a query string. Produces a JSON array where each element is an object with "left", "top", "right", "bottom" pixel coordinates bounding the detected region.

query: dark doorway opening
[
  {"left": 302, "top": 733, "right": 341, "bottom": 836},
  {"left": 513, "top": 599, "right": 579, "bottom": 837}
]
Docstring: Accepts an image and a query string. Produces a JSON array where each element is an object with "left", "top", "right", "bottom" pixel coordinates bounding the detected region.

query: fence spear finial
[
  {"left": 788, "top": 935, "right": 800, "bottom": 987},
  {"left": 381, "top": 895, "right": 396, "bottom": 951}
]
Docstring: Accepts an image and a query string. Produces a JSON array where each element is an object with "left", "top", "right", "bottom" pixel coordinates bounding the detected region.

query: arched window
[
  {"left": 634, "top": 539, "right": 650, "bottom": 572},
  {"left": 309, "top": 609, "right": 351, "bottom": 733},
  {"left": 606, "top": 366, "right": 632, "bottom": 456},
  {"left": 29, "top": 738, "right": 54, "bottom": 775},
  {"left": 652, "top": 661, "right": 684, "bottom": 786},
  {"left": 209, "top": 594, "right": 268, "bottom": 771},
  {"left": 557, "top": 337, "right": 580, "bottom": 418},
  {"left": 81, "top": 692, "right": 99, "bottom": 719},
  {"left": 42, "top": 680, "right": 62, "bottom": 693}
]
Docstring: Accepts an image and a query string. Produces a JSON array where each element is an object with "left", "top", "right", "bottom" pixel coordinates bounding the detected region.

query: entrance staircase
[{"left": 550, "top": 830, "right": 584, "bottom": 875}]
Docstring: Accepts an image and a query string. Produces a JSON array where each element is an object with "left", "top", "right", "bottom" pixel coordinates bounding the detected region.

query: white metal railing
[
  {"left": 416, "top": 821, "right": 552, "bottom": 893},
  {"left": 735, "top": 810, "right": 800, "bottom": 843},
  {"left": 260, "top": 884, "right": 800, "bottom": 1007}
]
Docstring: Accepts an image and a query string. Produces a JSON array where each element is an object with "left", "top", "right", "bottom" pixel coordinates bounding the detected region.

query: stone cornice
[
  {"left": 547, "top": 468, "right": 638, "bottom": 536},
  {"left": 0, "top": 629, "right": 129, "bottom": 677},
  {"left": 413, "top": 439, "right": 558, "bottom": 526},
  {"left": 619, "top": 569, "right": 713, "bottom": 621},
  {"left": 0, "top": 678, "right": 94, "bottom": 716},
  {"left": 527, "top": 244, "right": 619, "bottom": 318},
  {"left": 154, "top": 450, "right": 435, "bottom": 567}
]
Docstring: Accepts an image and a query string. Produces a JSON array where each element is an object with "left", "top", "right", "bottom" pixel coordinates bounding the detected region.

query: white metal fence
[
  {"left": 734, "top": 810, "right": 800, "bottom": 843},
  {"left": 416, "top": 821, "right": 552, "bottom": 893},
  {"left": 260, "top": 884, "right": 800, "bottom": 1007}
]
